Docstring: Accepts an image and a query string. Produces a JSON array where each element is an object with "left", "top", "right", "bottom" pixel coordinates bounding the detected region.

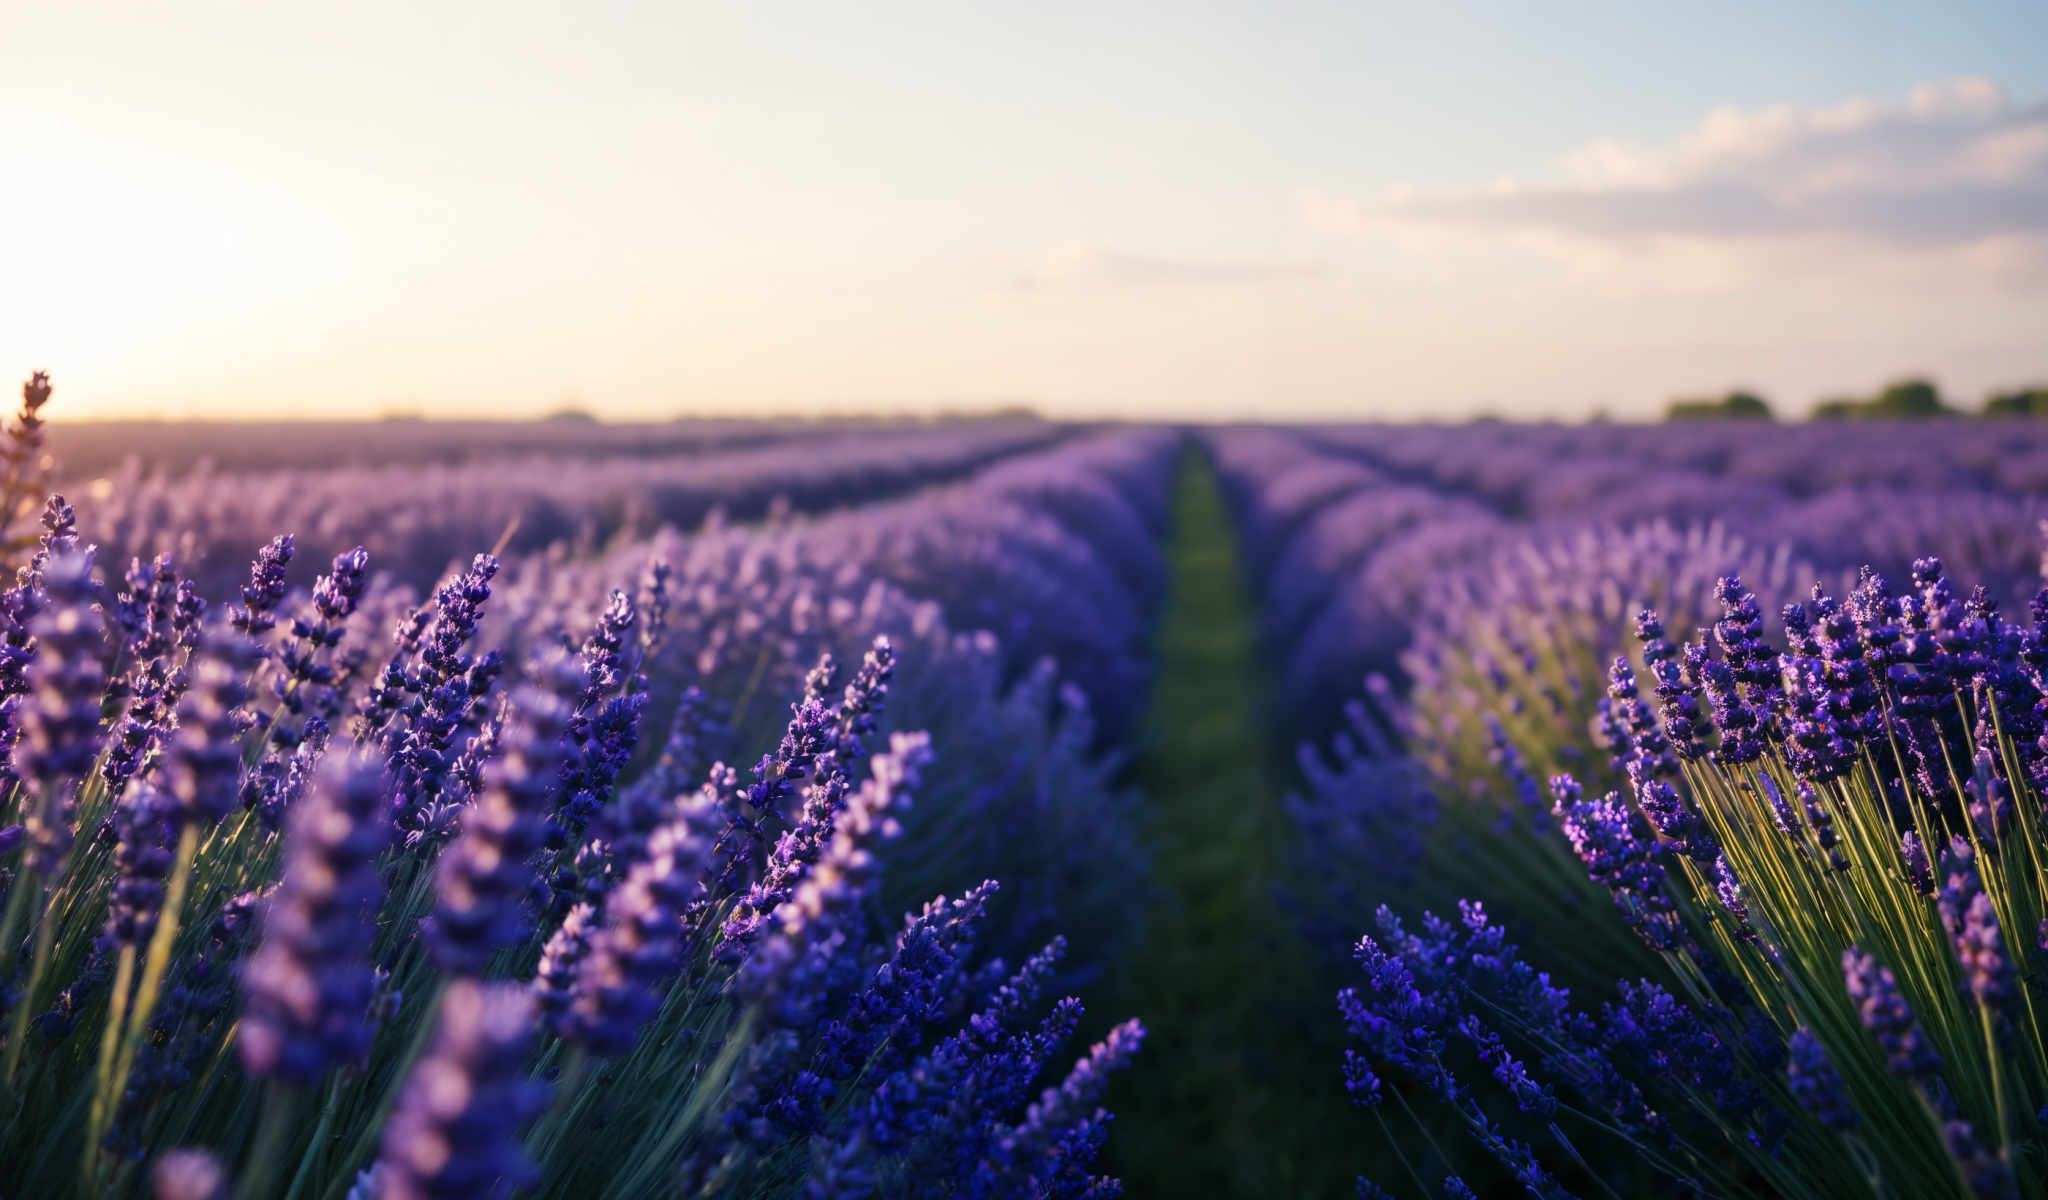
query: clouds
[
  {"left": 1009, "top": 245, "right": 1328, "bottom": 292},
  {"left": 1308, "top": 78, "right": 2048, "bottom": 290}
]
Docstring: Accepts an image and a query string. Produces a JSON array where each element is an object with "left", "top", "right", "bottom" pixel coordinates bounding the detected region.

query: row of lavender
[
  {"left": 47, "top": 415, "right": 801, "bottom": 477},
  {"left": 0, "top": 374, "right": 1174, "bottom": 1199},
  {"left": 1211, "top": 423, "right": 2048, "bottom": 1196},
  {"left": 75, "top": 419, "right": 1066, "bottom": 600},
  {"left": 1211, "top": 424, "right": 2048, "bottom": 743}
]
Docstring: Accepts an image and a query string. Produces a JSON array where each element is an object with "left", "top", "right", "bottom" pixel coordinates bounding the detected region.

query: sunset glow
[{"left": 4, "top": 2, "right": 2045, "bottom": 419}]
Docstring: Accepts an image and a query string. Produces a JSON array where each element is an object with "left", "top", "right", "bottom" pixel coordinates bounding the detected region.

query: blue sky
[{"left": 2, "top": 2, "right": 2043, "bottom": 420}]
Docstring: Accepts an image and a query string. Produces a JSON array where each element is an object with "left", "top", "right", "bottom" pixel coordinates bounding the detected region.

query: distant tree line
[{"left": 1663, "top": 379, "right": 2048, "bottom": 422}]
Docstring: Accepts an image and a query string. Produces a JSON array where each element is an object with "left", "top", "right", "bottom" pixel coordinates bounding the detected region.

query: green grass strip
[{"left": 1104, "top": 452, "right": 1357, "bottom": 1199}]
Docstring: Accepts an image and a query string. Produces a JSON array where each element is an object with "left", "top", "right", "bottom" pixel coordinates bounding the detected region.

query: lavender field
[{"left": 7, "top": 370, "right": 2048, "bottom": 1199}]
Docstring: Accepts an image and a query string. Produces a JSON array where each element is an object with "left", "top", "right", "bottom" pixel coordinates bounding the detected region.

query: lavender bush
[
  {"left": 1342, "top": 557, "right": 2048, "bottom": 1198},
  {"left": 0, "top": 376, "right": 1148, "bottom": 1199}
]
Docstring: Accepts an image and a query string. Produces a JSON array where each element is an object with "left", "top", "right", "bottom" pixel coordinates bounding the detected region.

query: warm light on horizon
[{"left": 2, "top": 2, "right": 2044, "bottom": 423}]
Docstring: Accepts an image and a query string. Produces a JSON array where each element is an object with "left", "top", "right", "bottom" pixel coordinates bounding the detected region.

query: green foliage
[
  {"left": 1813, "top": 377, "right": 1957, "bottom": 420},
  {"left": 1105, "top": 457, "right": 1354, "bottom": 1199},
  {"left": 1666, "top": 390, "right": 1774, "bottom": 421},
  {"left": 1983, "top": 387, "right": 2048, "bottom": 417}
]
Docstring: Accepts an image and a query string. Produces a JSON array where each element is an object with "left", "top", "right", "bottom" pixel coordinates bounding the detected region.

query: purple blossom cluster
[
  {"left": 78, "top": 421, "right": 1065, "bottom": 603},
  {"left": 1330, "top": 543, "right": 2048, "bottom": 1195},
  {"left": 1209, "top": 420, "right": 2048, "bottom": 754},
  {"left": 0, "top": 380, "right": 1156, "bottom": 1200}
]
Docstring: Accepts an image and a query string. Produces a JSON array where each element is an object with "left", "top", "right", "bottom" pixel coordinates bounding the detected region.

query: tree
[
  {"left": 1810, "top": 377, "right": 1956, "bottom": 420},
  {"left": 1984, "top": 387, "right": 2048, "bottom": 417},
  {"left": 1870, "top": 378, "right": 1952, "bottom": 417},
  {"left": 1666, "top": 390, "right": 1774, "bottom": 421}
]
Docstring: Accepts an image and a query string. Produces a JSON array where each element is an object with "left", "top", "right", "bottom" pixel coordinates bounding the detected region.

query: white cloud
[
  {"left": 1308, "top": 78, "right": 2048, "bottom": 292},
  {"left": 1009, "top": 244, "right": 1327, "bottom": 292}
]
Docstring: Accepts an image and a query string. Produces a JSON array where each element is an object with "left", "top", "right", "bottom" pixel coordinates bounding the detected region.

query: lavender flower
[
  {"left": 1943, "top": 1119, "right": 2018, "bottom": 1200},
  {"left": 1842, "top": 946, "right": 1941, "bottom": 1082},
  {"left": 1689, "top": 641, "right": 1765, "bottom": 765},
  {"left": 564, "top": 793, "right": 714, "bottom": 1056},
  {"left": 228, "top": 534, "right": 294, "bottom": 637},
  {"left": 374, "top": 981, "right": 550, "bottom": 1200},
  {"left": 17, "top": 551, "right": 108, "bottom": 873},
  {"left": 102, "top": 655, "right": 176, "bottom": 798},
  {"left": 716, "top": 666, "right": 882, "bottom": 952},
  {"left": 1550, "top": 775, "right": 1685, "bottom": 952},
  {"left": 532, "top": 902, "right": 596, "bottom": 1037},
  {"left": 577, "top": 588, "right": 636, "bottom": 707},
  {"left": 735, "top": 731, "right": 934, "bottom": 1021},
  {"left": 418, "top": 553, "right": 499, "bottom": 687},
  {"left": 2, "top": 373, "right": 54, "bottom": 528},
  {"left": 425, "top": 671, "right": 575, "bottom": 975},
  {"left": 1605, "top": 656, "right": 1673, "bottom": 779},
  {"left": 239, "top": 756, "right": 390, "bottom": 1082},
  {"left": 273, "top": 546, "right": 371, "bottom": 741},
  {"left": 1713, "top": 574, "right": 1781, "bottom": 712},
  {"left": 150, "top": 1148, "right": 230, "bottom": 1200},
  {"left": 165, "top": 630, "right": 263, "bottom": 830},
  {"left": 105, "top": 787, "right": 176, "bottom": 949},
  {"left": 982, "top": 1018, "right": 1146, "bottom": 1194},
  {"left": 816, "top": 881, "right": 997, "bottom": 1079},
  {"left": 311, "top": 545, "right": 371, "bottom": 627},
  {"left": 1786, "top": 1028, "right": 1857, "bottom": 1132},
  {"left": 1638, "top": 609, "right": 1706, "bottom": 760},
  {"left": 27, "top": 494, "right": 81, "bottom": 586},
  {"left": 1936, "top": 838, "right": 2015, "bottom": 1016},
  {"left": 1893, "top": 831, "right": 1934, "bottom": 897}
]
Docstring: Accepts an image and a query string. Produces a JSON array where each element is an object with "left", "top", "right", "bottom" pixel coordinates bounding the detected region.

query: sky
[{"left": 2, "top": 2, "right": 2045, "bottom": 422}]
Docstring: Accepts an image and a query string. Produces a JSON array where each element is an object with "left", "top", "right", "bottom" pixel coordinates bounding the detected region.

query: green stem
[{"left": 96, "top": 823, "right": 200, "bottom": 1152}]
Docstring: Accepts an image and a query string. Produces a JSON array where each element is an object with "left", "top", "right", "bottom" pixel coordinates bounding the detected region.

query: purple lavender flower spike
[
  {"left": 1783, "top": 655, "right": 1852, "bottom": 782},
  {"left": 26, "top": 494, "right": 80, "bottom": 586},
  {"left": 1714, "top": 574, "right": 1782, "bottom": 714},
  {"left": 1550, "top": 774, "right": 1686, "bottom": 952},
  {"left": 228, "top": 534, "right": 294, "bottom": 638},
  {"left": 715, "top": 664, "right": 885, "bottom": 952},
  {"left": 532, "top": 902, "right": 596, "bottom": 1037},
  {"left": 1711, "top": 856, "right": 1757, "bottom": 943},
  {"left": 988, "top": 1018, "right": 1146, "bottom": 1194},
  {"left": 1942, "top": 1118, "right": 2018, "bottom": 1200},
  {"left": 1936, "top": 837, "right": 2016, "bottom": 1017},
  {"left": 1690, "top": 641, "right": 1765, "bottom": 766},
  {"left": 830, "top": 636, "right": 896, "bottom": 764},
  {"left": 1900, "top": 831, "right": 1934, "bottom": 896},
  {"left": 1605, "top": 656, "right": 1674, "bottom": 779},
  {"left": 1786, "top": 1028, "right": 1857, "bottom": 1131},
  {"left": 374, "top": 981, "right": 550, "bottom": 1200},
  {"left": 565, "top": 791, "right": 715, "bottom": 1056},
  {"left": 1639, "top": 610, "right": 1705, "bottom": 761},
  {"left": 577, "top": 588, "right": 636, "bottom": 707},
  {"left": 273, "top": 546, "right": 372, "bottom": 742},
  {"left": 150, "top": 1148, "right": 231, "bottom": 1200},
  {"left": 1842, "top": 946, "right": 1941, "bottom": 1082},
  {"left": 818, "top": 880, "right": 997, "bottom": 1079},
  {"left": 17, "top": 551, "right": 108, "bottom": 874},
  {"left": 735, "top": 731, "right": 934, "bottom": 1021},
  {"left": 166, "top": 630, "right": 264, "bottom": 831},
  {"left": 238, "top": 755, "right": 390, "bottom": 1082},
  {"left": 105, "top": 787, "right": 176, "bottom": 950},
  {"left": 425, "top": 669, "right": 576, "bottom": 975}
]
